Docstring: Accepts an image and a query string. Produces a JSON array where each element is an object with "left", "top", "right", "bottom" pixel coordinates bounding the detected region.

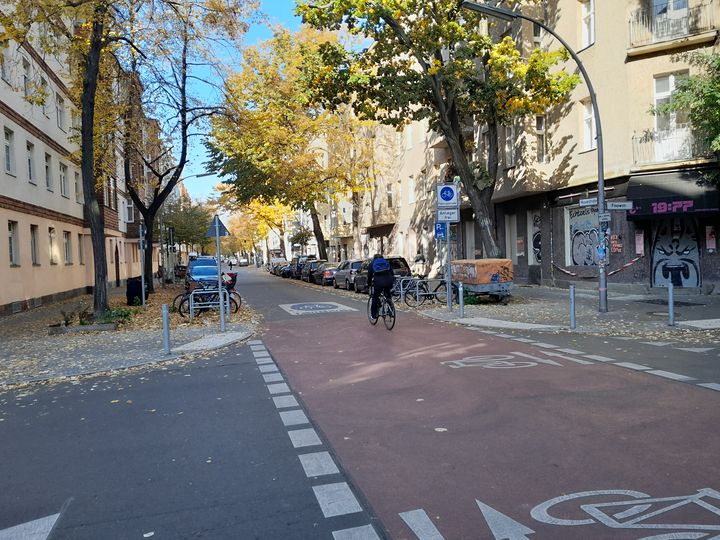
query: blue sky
[{"left": 182, "top": 0, "right": 302, "bottom": 202}]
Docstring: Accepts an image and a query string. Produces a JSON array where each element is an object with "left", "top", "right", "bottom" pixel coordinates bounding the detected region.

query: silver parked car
[{"left": 333, "top": 259, "right": 363, "bottom": 290}]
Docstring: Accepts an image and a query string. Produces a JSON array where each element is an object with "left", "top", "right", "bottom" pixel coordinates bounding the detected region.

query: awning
[
  {"left": 626, "top": 171, "right": 719, "bottom": 218},
  {"left": 363, "top": 223, "right": 395, "bottom": 238}
]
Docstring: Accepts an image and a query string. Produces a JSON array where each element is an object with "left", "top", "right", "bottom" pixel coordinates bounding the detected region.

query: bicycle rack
[
  {"left": 188, "top": 287, "right": 230, "bottom": 321},
  {"left": 397, "top": 277, "right": 455, "bottom": 305}
]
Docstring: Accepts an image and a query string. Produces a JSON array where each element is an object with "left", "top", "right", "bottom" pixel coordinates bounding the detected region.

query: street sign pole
[
  {"left": 446, "top": 222, "right": 452, "bottom": 312},
  {"left": 215, "top": 216, "right": 226, "bottom": 332}
]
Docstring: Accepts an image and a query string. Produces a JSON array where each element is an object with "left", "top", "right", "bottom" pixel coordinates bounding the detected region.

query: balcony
[
  {"left": 332, "top": 223, "right": 353, "bottom": 239},
  {"left": 632, "top": 124, "right": 712, "bottom": 165},
  {"left": 629, "top": 1, "right": 715, "bottom": 48}
]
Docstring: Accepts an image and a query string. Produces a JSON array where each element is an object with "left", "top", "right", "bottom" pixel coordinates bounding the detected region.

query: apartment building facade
[
  {"left": 0, "top": 32, "right": 158, "bottom": 315},
  {"left": 491, "top": 0, "right": 720, "bottom": 291}
]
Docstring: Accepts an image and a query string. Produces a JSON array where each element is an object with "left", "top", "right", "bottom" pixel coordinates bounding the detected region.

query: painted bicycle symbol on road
[
  {"left": 469, "top": 487, "right": 720, "bottom": 540},
  {"left": 442, "top": 354, "right": 540, "bottom": 369}
]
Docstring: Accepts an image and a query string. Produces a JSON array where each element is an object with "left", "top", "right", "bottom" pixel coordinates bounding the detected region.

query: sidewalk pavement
[
  {"left": 420, "top": 284, "right": 720, "bottom": 343},
  {"left": 0, "top": 291, "right": 255, "bottom": 388}
]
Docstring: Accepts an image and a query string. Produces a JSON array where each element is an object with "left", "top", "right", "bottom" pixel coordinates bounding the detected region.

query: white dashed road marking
[
  {"left": 247, "top": 340, "right": 264, "bottom": 345},
  {"left": 298, "top": 451, "right": 340, "bottom": 477},
  {"left": 641, "top": 341, "right": 677, "bottom": 347},
  {"left": 258, "top": 364, "right": 278, "bottom": 373},
  {"left": 272, "top": 395, "right": 299, "bottom": 409},
  {"left": 0, "top": 513, "right": 60, "bottom": 540},
  {"left": 583, "top": 354, "right": 616, "bottom": 363},
  {"left": 398, "top": 509, "right": 445, "bottom": 540},
  {"left": 540, "top": 351, "right": 594, "bottom": 365},
  {"left": 267, "top": 383, "right": 291, "bottom": 395},
  {"left": 698, "top": 383, "right": 720, "bottom": 392},
  {"left": 263, "top": 373, "right": 284, "bottom": 383},
  {"left": 253, "top": 350, "right": 271, "bottom": 358},
  {"left": 614, "top": 362, "right": 651, "bottom": 371},
  {"left": 312, "top": 482, "right": 363, "bottom": 518},
  {"left": 511, "top": 337, "right": 536, "bottom": 343},
  {"left": 288, "top": 428, "right": 322, "bottom": 448},
  {"left": 647, "top": 370, "right": 696, "bottom": 382},
  {"left": 250, "top": 345, "right": 267, "bottom": 351},
  {"left": 256, "top": 357, "right": 274, "bottom": 365},
  {"left": 555, "top": 348, "right": 586, "bottom": 355},
  {"left": 279, "top": 409, "right": 309, "bottom": 427},
  {"left": 677, "top": 347, "right": 715, "bottom": 353},
  {"left": 332, "top": 525, "right": 381, "bottom": 540},
  {"left": 533, "top": 342, "right": 559, "bottom": 349}
]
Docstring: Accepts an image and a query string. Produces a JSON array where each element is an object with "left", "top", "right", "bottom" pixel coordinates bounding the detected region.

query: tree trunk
[
  {"left": 142, "top": 217, "right": 156, "bottom": 293},
  {"left": 310, "top": 206, "right": 328, "bottom": 260},
  {"left": 82, "top": 5, "right": 109, "bottom": 319},
  {"left": 351, "top": 192, "right": 362, "bottom": 258}
]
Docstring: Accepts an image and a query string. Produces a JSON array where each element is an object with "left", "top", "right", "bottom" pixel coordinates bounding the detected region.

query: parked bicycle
[
  {"left": 401, "top": 276, "right": 459, "bottom": 308},
  {"left": 367, "top": 286, "right": 396, "bottom": 330}
]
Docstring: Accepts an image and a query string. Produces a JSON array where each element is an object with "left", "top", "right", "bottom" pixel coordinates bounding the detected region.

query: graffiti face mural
[
  {"left": 651, "top": 218, "right": 700, "bottom": 288},
  {"left": 531, "top": 212, "right": 542, "bottom": 264}
]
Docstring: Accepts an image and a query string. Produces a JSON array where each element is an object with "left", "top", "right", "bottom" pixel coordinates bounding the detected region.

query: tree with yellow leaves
[{"left": 297, "top": 0, "right": 580, "bottom": 257}]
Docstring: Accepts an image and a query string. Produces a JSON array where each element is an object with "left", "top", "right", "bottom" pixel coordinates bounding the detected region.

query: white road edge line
[{"left": 398, "top": 509, "right": 445, "bottom": 540}]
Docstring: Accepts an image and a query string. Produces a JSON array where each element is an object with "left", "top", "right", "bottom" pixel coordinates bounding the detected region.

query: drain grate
[{"left": 638, "top": 298, "right": 705, "bottom": 307}]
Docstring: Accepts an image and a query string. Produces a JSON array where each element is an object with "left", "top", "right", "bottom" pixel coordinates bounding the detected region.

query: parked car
[
  {"left": 186, "top": 264, "right": 220, "bottom": 287},
  {"left": 333, "top": 259, "right": 363, "bottom": 290},
  {"left": 314, "top": 262, "right": 338, "bottom": 286},
  {"left": 188, "top": 256, "right": 216, "bottom": 274},
  {"left": 279, "top": 264, "right": 292, "bottom": 278},
  {"left": 291, "top": 255, "right": 316, "bottom": 279},
  {"left": 238, "top": 257, "right": 249, "bottom": 267},
  {"left": 268, "top": 258, "right": 288, "bottom": 274},
  {"left": 301, "top": 259, "right": 327, "bottom": 282},
  {"left": 353, "top": 256, "right": 411, "bottom": 293}
]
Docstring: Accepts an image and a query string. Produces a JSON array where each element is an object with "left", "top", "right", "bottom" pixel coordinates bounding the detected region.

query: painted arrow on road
[{"left": 476, "top": 499, "right": 535, "bottom": 540}]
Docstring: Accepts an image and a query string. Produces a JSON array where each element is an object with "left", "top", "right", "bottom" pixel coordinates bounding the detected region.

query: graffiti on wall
[
  {"left": 531, "top": 212, "right": 542, "bottom": 264},
  {"left": 568, "top": 207, "right": 600, "bottom": 266},
  {"left": 651, "top": 218, "right": 700, "bottom": 288}
]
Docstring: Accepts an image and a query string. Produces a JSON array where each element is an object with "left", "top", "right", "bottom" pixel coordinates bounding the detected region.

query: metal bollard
[
  {"left": 459, "top": 282, "right": 465, "bottom": 318},
  {"left": 570, "top": 285, "right": 577, "bottom": 329},
  {"left": 668, "top": 282, "right": 675, "bottom": 326},
  {"left": 162, "top": 304, "right": 171, "bottom": 354}
]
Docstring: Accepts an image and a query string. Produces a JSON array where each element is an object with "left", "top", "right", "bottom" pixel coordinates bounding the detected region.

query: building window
[
  {"left": 126, "top": 198, "right": 134, "bottom": 222},
  {"left": 535, "top": 116, "right": 547, "bottom": 163},
  {"left": 78, "top": 233, "right": 84, "bottom": 265},
  {"left": 4, "top": 128, "right": 15, "bottom": 175},
  {"left": 582, "top": 100, "right": 597, "bottom": 151},
  {"left": 110, "top": 177, "right": 117, "bottom": 209},
  {"left": 48, "top": 227, "right": 57, "bottom": 264},
  {"left": 505, "top": 124, "right": 517, "bottom": 167},
  {"left": 56, "top": 93, "right": 66, "bottom": 131},
  {"left": 580, "top": 0, "right": 595, "bottom": 48},
  {"left": 654, "top": 73, "right": 689, "bottom": 132},
  {"left": 74, "top": 171, "right": 82, "bottom": 203},
  {"left": 533, "top": 22, "right": 543, "bottom": 47},
  {"left": 45, "top": 153, "right": 53, "bottom": 190},
  {"left": 63, "top": 231, "right": 72, "bottom": 263},
  {"left": 26, "top": 141, "right": 35, "bottom": 183},
  {"left": 408, "top": 176, "right": 416, "bottom": 204},
  {"left": 8, "top": 221, "right": 19, "bottom": 265},
  {"left": 22, "top": 58, "right": 31, "bottom": 98},
  {"left": 30, "top": 224, "right": 39, "bottom": 265},
  {"left": 59, "top": 162, "right": 68, "bottom": 197},
  {"left": 40, "top": 78, "right": 49, "bottom": 115},
  {"left": 386, "top": 184, "right": 393, "bottom": 208}
]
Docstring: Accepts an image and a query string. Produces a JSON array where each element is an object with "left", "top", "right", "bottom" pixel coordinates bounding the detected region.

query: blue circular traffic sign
[{"left": 440, "top": 186, "right": 455, "bottom": 201}]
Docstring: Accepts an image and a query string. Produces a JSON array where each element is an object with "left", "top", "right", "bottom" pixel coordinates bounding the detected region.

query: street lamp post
[{"left": 461, "top": 1, "right": 609, "bottom": 313}]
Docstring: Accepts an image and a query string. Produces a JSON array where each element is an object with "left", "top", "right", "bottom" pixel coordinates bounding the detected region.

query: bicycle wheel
[
  {"left": 228, "top": 290, "right": 242, "bottom": 308},
  {"left": 434, "top": 282, "right": 459, "bottom": 304},
  {"left": 178, "top": 297, "right": 190, "bottom": 318},
  {"left": 228, "top": 297, "right": 239, "bottom": 314},
  {"left": 382, "top": 298, "right": 396, "bottom": 330},
  {"left": 172, "top": 293, "right": 185, "bottom": 311},
  {"left": 367, "top": 296, "right": 378, "bottom": 325},
  {"left": 404, "top": 282, "right": 429, "bottom": 308}
]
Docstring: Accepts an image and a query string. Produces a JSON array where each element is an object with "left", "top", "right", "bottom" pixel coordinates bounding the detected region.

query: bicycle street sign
[{"left": 436, "top": 184, "right": 459, "bottom": 208}]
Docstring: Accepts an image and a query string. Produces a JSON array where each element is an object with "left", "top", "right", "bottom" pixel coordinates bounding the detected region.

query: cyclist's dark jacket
[{"left": 368, "top": 258, "right": 394, "bottom": 289}]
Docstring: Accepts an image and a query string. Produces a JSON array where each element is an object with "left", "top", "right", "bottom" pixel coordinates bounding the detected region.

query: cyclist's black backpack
[{"left": 372, "top": 257, "right": 391, "bottom": 273}]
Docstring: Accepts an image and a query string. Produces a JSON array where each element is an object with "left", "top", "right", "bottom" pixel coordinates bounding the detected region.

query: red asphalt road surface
[{"left": 264, "top": 310, "right": 720, "bottom": 540}]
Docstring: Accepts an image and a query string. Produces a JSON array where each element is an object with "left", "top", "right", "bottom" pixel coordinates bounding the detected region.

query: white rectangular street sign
[
  {"left": 598, "top": 212, "right": 612, "bottom": 223},
  {"left": 437, "top": 208, "right": 460, "bottom": 223},
  {"left": 579, "top": 197, "right": 598, "bottom": 207},
  {"left": 436, "top": 184, "right": 460, "bottom": 208},
  {"left": 607, "top": 201, "right": 634, "bottom": 210}
]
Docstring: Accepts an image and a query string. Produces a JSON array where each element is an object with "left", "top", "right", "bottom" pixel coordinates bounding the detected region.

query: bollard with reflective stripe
[
  {"left": 459, "top": 282, "right": 465, "bottom": 318},
  {"left": 570, "top": 285, "right": 576, "bottom": 329},
  {"left": 162, "top": 304, "right": 171, "bottom": 354},
  {"left": 668, "top": 282, "right": 675, "bottom": 326}
]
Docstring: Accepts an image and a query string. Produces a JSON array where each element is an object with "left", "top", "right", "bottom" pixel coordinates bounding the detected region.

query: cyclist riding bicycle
[{"left": 368, "top": 253, "right": 395, "bottom": 320}]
